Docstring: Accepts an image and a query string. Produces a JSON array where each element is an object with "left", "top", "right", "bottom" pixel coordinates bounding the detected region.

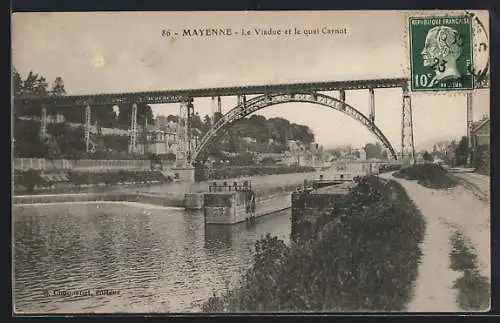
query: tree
[
  {"left": 22, "top": 71, "right": 48, "bottom": 96},
  {"left": 213, "top": 112, "right": 223, "bottom": 124},
  {"left": 51, "top": 76, "right": 66, "bottom": 96},
  {"left": 364, "top": 142, "right": 382, "bottom": 159},
  {"left": 137, "top": 103, "right": 154, "bottom": 126},
  {"left": 189, "top": 112, "right": 203, "bottom": 131},
  {"left": 165, "top": 152, "right": 176, "bottom": 161},
  {"left": 260, "top": 156, "right": 276, "bottom": 165},
  {"left": 289, "top": 123, "right": 314, "bottom": 145},
  {"left": 116, "top": 103, "right": 153, "bottom": 127},
  {"left": 13, "top": 119, "right": 49, "bottom": 157},
  {"left": 167, "top": 114, "right": 179, "bottom": 123},
  {"left": 381, "top": 150, "right": 388, "bottom": 159},
  {"left": 454, "top": 136, "right": 469, "bottom": 166},
  {"left": 13, "top": 70, "right": 49, "bottom": 117},
  {"left": 422, "top": 151, "right": 433, "bottom": 162},
  {"left": 13, "top": 68, "right": 23, "bottom": 96},
  {"left": 268, "top": 117, "right": 291, "bottom": 143},
  {"left": 202, "top": 114, "right": 212, "bottom": 133},
  {"left": 92, "top": 105, "right": 118, "bottom": 128}
]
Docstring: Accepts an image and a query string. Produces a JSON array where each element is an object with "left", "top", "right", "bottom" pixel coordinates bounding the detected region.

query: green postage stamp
[{"left": 409, "top": 15, "right": 474, "bottom": 91}]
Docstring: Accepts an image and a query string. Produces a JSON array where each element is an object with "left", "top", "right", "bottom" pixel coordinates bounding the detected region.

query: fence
[{"left": 13, "top": 158, "right": 153, "bottom": 171}]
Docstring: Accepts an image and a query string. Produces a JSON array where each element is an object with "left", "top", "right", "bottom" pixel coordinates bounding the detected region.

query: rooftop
[{"left": 472, "top": 117, "right": 489, "bottom": 133}]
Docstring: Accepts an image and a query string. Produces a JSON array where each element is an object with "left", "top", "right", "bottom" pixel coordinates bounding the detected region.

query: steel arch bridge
[
  {"left": 192, "top": 92, "right": 397, "bottom": 162},
  {"left": 14, "top": 77, "right": 419, "bottom": 177}
]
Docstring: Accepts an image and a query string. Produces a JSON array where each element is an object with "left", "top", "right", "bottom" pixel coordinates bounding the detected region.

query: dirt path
[
  {"left": 380, "top": 173, "right": 490, "bottom": 312},
  {"left": 450, "top": 172, "right": 490, "bottom": 203}
]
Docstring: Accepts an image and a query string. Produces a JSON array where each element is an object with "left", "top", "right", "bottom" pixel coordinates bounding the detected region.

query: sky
[{"left": 12, "top": 11, "right": 490, "bottom": 151}]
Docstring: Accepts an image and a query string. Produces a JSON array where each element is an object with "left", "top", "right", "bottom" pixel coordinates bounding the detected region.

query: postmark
[
  {"left": 409, "top": 15, "right": 474, "bottom": 91},
  {"left": 467, "top": 10, "right": 490, "bottom": 88}
]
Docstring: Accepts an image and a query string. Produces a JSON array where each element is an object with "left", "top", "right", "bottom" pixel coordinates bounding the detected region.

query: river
[{"left": 13, "top": 202, "right": 292, "bottom": 313}]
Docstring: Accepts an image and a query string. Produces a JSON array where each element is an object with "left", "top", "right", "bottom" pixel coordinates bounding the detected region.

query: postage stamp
[{"left": 409, "top": 15, "right": 474, "bottom": 91}]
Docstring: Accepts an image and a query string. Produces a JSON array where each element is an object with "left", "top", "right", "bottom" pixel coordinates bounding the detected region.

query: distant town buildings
[
  {"left": 130, "top": 123, "right": 178, "bottom": 156},
  {"left": 17, "top": 112, "right": 332, "bottom": 164},
  {"left": 155, "top": 115, "right": 169, "bottom": 131}
]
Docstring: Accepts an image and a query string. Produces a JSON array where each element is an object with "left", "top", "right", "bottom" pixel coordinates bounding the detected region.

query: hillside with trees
[{"left": 13, "top": 68, "right": 315, "bottom": 160}]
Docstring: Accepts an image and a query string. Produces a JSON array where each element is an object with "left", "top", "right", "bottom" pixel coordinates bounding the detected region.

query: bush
[
  {"left": 16, "top": 169, "right": 48, "bottom": 192},
  {"left": 474, "top": 146, "right": 490, "bottom": 176},
  {"left": 203, "top": 176, "right": 425, "bottom": 312},
  {"left": 449, "top": 231, "right": 490, "bottom": 311},
  {"left": 379, "top": 164, "right": 402, "bottom": 174},
  {"left": 63, "top": 170, "right": 169, "bottom": 187},
  {"left": 392, "top": 164, "right": 457, "bottom": 189}
]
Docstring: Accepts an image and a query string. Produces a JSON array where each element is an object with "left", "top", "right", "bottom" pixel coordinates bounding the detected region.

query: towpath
[{"left": 379, "top": 172, "right": 490, "bottom": 312}]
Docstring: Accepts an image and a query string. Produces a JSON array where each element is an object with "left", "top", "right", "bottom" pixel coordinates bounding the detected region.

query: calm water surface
[{"left": 13, "top": 202, "right": 291, "bottom": 313}]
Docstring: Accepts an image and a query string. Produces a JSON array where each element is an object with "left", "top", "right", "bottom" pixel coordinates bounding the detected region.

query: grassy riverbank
[
  {"left": 202, "top": 176, "right": 426, "bottom": 312},
  {"left": 449, "top": 231, "right": 490, "bottom": 311},
  {"left": 13, "top": 169, "right": 170, "bottom": 194}
]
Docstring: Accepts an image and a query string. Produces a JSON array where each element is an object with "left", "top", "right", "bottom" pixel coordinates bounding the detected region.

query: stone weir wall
[
  {"left": 13, "top": 192, "right": 185, "bottom": 208},
  {"left": 291, "top": 185, "right": 353, "bottom": 242}
]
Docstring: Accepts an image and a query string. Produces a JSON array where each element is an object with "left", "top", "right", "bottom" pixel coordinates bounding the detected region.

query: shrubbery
[
  {"left": 449, "top": 231, "right": 490, "bottom": 311},
  {"left": 202, "top": 176, "right": 426, "bottom": 312},
  {"left": 67, "top": 170, "right": 169, "bottom": 186},
  {"left": 15, "top": 169, "right": 47, "bottom": 192},
  {"left": 474, "top": 146, "right": 490, "bottom": 176},
  {"left": 392, "top": 164, "right": 457, "bottom": 189},
  {"left": 379, "top": 164, "right": 402, "bottom": 174}
]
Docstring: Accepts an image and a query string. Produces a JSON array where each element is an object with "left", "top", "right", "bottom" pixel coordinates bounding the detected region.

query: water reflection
[
  {"left": 13, "top": 203, "right": 291, "bottom": 313},
  {"left": 204, "top": 225, "right": 236, "bottom": 249}
]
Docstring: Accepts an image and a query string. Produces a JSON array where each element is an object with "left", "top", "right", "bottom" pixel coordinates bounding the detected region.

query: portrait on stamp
[{"left": 409, "top": 16, "right": 474, "bottom": 91}]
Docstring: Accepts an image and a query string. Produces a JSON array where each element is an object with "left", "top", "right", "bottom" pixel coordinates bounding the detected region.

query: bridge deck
[{"left": 14, "top": 77, "right": 408, "bottom": 107}]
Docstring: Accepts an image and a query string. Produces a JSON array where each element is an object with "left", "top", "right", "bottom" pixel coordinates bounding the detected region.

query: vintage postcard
[{"left": 12, "top": 10, "right": 490, "bottom": 314}]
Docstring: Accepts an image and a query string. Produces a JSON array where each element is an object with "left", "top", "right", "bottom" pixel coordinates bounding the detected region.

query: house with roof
[
  {"left": 470, "top": 116, "right": 490, "bottom": 175},
  {"left": 471, "top": 116, "right": 490, "bottom": 150}
]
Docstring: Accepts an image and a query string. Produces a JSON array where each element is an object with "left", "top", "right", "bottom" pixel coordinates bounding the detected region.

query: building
[
  {"left": 287, "top": 140, "right": 301, "bottom": 152},
  {"left": 242, "top": 136, "right": 257, "bottom": 144},
  {"left": 359, "top": 148, "right": 367, "bottom": 160},
  {"left": 471, "top": 116, "right": 490, "bottom": 174},
  {"left": 46, "top": 113, "right": 66, "bottom": 124},
  {"left": 155, "top": 115, "right": 169, "bottom": 131},
  {"left": 471, "top": 116, "right": 490, "bottom": 149},
  {"left": 130, "top": 127, "right": 178, "bottom": 156}
]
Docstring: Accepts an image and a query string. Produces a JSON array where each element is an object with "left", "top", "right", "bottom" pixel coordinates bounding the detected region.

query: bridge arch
[{"left": 192, "top": 92, "right": 398, "bottom": 162}]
